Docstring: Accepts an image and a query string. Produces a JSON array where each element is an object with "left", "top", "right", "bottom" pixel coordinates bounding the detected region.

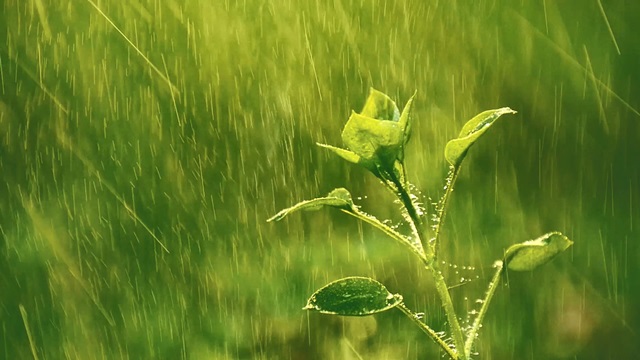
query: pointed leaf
[
  {"left": 397, "top": 91, "right": 418, "bottom": 154},
  {"left": 303, "top": 276, "right": 403, "bottom": 316},
  {"left": 267, "top": 188, "right": 354, "bottom": 222},
  {"left": 360, "top": 88, "right": 400, "bottom": 121},
  {"left": 504, "top": 232, "right": 573, "bottom": 271},
  {"left": 316, "top": 143, "right": 362, "bottom": 165},
  {"left": 445, "top": 107, "right": 517, "bottom": 167}
]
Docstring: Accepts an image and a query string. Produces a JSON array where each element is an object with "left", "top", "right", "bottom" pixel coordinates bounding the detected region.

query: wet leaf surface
[
  {"left": 267, "top": 188, "right": 354, "bottom": 222},
  {"left": 445, "top": 107, "right": 517, "bottom": 167},
  {"left": 504, "top": 232, "right": 573, "bottom": 271},
  {"left": 303, "top": 276, "right": 403, "bottom": 316}
]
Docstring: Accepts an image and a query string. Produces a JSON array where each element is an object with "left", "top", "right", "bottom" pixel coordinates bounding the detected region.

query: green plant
[{"left": 268, "top": 89, "right": 573, "bottom": 359}]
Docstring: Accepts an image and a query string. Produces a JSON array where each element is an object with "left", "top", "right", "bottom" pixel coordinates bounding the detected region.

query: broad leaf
[
  {"left": 267, "top": 188, "right": 354, "bottom": 222},
  {"left": 341, "top": 111, "right": 404, "bottom": 168},
  {"left": 445, "top": 107, "right": 517, "bottom": 167},
  {"left": 504, "top": 232, "right": 573, "bottom": 271},
  {"left": 303, "top": 276, "right": 403, "bottom": 316}
]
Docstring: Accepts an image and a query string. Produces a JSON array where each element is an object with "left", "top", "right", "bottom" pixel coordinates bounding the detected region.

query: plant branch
[
  {"left": 340, "top": 208, "right": 427, "bottom": 262},
  {"left": 429, "top": 262, "right": 466, "bottom": 359},
  {"left": 388, "top": 169, "right": 466, "bottom": 359},
  {"left": 397, "top": 302, "right": 458, "bottom": 360},
  {"left": 341, "top": 183, "right": 468, "bottom": 357},
  {"left": 387, "top": 171, "right": 433, "bottom": 263},
  {"left": 464, "top": 260, "right": 504, "bottom": 358},
  {"left": 433, "top": 165, "right": 461, "bottom": 254}
]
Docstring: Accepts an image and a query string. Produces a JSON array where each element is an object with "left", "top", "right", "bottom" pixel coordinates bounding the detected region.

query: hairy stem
[
  {"left": 433, "top": 165, "right": 461, "bottom": 253},
  {"left": 388, "top": 172, "right": 433, "bottom": 263},
  {"left": 389, "top": 170, "right": 466, "bottom": 359},
  {"left": 340, "top": 208, "right": 426, "bottom": 262},
  {"left": 397, "top": 302, "right": 458, "bottom": 359},
  {"left": 464, "top": 260, "right": 504, "bottom": 358},
  {"left": 429, "top": 262, "right": 466, "bottom": 359}
]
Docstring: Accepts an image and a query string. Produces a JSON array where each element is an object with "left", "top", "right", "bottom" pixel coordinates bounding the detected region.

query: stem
[
  {"left": 433, "top": 165, "right": 461, "bottom": 253},
  {"left": 388, "top": 170, "right": 466, "bottom": 359},
  {"left": 342, "top": 179, "right": 467, "bottom": 357},
  {"left": 388, "top": 172, "right": 433, "bottom": 263},
  {"left": 397, "top": 302, "right": 458, "bottom": 360},
  {"left": 463, "top": 260, "right": 504, "bottom": 358},
  {"left": 340, "top": 208, "right": 427, "bottom": 262},
  {"left": 429, "top": 262, "right": 466, "bottom": 359}
]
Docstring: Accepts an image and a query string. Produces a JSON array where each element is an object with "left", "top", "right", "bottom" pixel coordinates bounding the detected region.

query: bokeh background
[{"left": 1, "top": 0, "right": 638, "bottom": 359}]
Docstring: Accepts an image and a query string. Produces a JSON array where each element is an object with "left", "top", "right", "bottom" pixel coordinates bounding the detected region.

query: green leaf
[
  {"left": 316, "top": 143, "right": 362, "bottom": 165},
  {"left": 504, "top": 232, "right": 573, "bottom": 271},
  {"left": 267, "top": 188, "right": 354, "bottom": 222},
  {"left": 319, "top": 89, "right": 416, "bottom": 178},
  {"left": 444, "top": 107, "right": 517, "bottom": 167},
  {"left": 326, "top": 188, "right": 353, "bottom": 203},
  {"left": 360, "top": 88, "right": 401, "bottom": 121},
  {"left": 397, "top": 91, "right": 417, "bottom": 161},
  {"left": 341, "top": 111, "right": 404, "bottom": 168},
  {"left": 303, "top": 276, "right": 403, "bottom": 316}
]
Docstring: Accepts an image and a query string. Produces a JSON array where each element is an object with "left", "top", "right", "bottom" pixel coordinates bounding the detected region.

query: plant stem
[
  {"left": 433, "top": 165, "right": 461, "bottom": 253},
  {"left": 397, "top": 302, "right": 458, "bottom": 360},
  {"left": 388, "top": 172, "right": 433, "bottom": 263},
  {"left": 429, "top": 262, "right": 467, "bottom": 359},
  {"left": 463, "top": 260, "right": 504, "bottom": 358},
  {"left": 390, "top": 171, "right": 466, "bottom": 359},
  {"left": 340, "top": 208, "right": 427, "bottom": 262}
]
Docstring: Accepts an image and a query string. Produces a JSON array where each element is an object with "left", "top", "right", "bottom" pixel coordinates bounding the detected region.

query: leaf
[
  {"left": 504, "top": 232, "right": 573, "bottom": 271},
  {"left": 303, "top": 276, "right": 403, "bottom": 316},
  {"left": 320, "top": 89, "right": 416, "bottom": 168},
  {"left": 360, "top": 88, "right": 401, "bottom": 121},
  {"left": 397, "top": 91, "right": 417, "bottom": 160},
  {"left": 318, "top": 89, "right": 417, "bottom": 194},
  {"left": 327, "top": 188, "right": 353, "bottom": 203},
  {"left": 316, "top": 143, "right": 362, "bottom": 165},
  {"left": 267, "top": 188, "right": 354, "bottom": 222},
  {"left": 341, "top": 111, "right": 404, "bottom": 168},
  {"left": 444, "top": 107, "right": 517, "bottom": 167}
]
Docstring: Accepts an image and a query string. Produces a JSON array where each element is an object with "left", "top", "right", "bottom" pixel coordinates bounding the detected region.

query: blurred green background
[{"left": 1, "top": 0, "right": 638, "bottom": 359}]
